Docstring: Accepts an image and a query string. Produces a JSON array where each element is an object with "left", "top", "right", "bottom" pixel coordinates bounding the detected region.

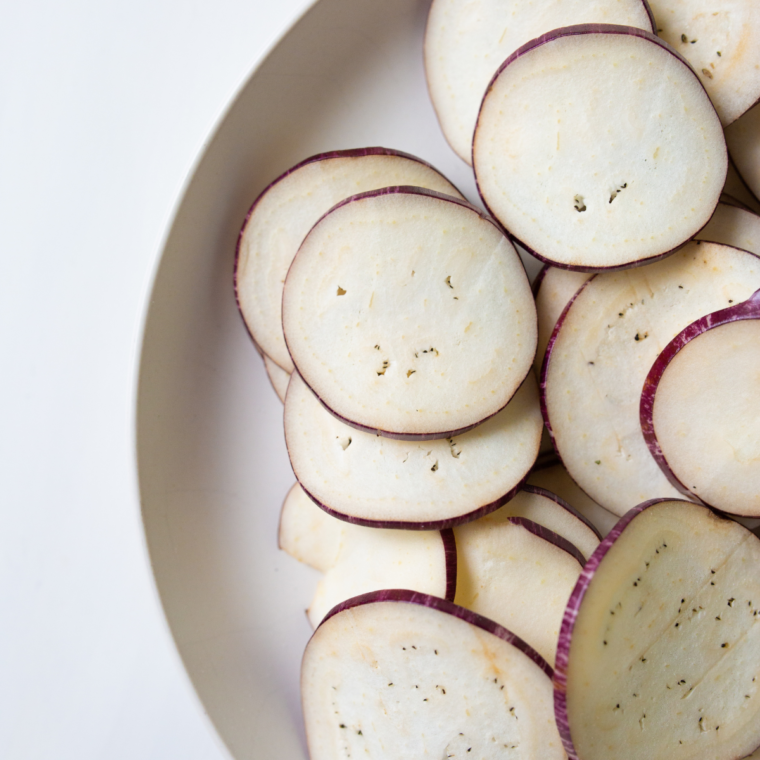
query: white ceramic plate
[{"left": 136, "top": 1, "right": 542, "bottom": 757}]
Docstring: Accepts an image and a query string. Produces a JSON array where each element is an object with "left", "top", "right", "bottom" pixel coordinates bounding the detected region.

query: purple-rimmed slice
[
  {"left": 554, "top": 499, "right": 760, "bottom": 760},
  {"left": 282, "top": 186, "right": 537, "bottom": 440},
  {"left": 640, "top": 289, "right": 760, "bottom": 517},
  {"left": 284, "top": 371, "right": 542, "bottom": 530},
  {"left": 473, "top": 24, "right": 726, "bottom": 271},
  {"left": 648, "top": 0, "right": 760, "bottom": 126},
  {"left": 527, "top": 462, "right": 619, "bottom": 537},
  {"left": 302, "top": 589, "right": 565, "bottom": 760},
  {"left": 278, "top": 483, "right": 456, "bottom": 627},
  {"left": 454, "top": 514, "right": 584, "bottom": 665},
  {"left": 234, "top": 148, "right": 463, "bottom": 372},
  {"left": 423, "top": 0, "right": 653, "bottom": 165},
  {"left": 724, "top": 159, "right": 760, "bottom": 215},
  {"left": 541, "top": 240, "right": 760, "bottom": 517}
]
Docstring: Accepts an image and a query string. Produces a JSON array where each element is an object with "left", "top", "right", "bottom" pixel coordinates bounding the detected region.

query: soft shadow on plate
[{"left": 135, "top": 0, "right": 522, "bottom": 758}]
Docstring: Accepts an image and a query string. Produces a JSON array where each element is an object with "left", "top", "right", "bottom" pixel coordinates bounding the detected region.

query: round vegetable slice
[
  {"left": 278, "top": 483, "right": 456, "bottom": 627},
  {"left": 423, "top": 0, "right": 653, "bottom": 164},
  {"left": 302, "top": 590, "right": 565, "bottom": 760},
  {"left": 641, "top": 289, "right": 760, "bottom": 517},
  {"left": 542, "top": 241, "right": 760, "bottom": 516},
  {"left": 454, "top": 515, "right": 584, "bottom": 665},
  {"left": 648, "top": 0, "right": 760, "bottom": 126},
  {"left": 285, "top": 371, "right": 542, "bottom": 529},
  {"left": 555, "top": 499, "right": 760, "bottom": 760},
  {"left": 282, "top": 186, "right": 537, "bottom": 439},
  {"left": 234, "top": 148, "right": 463, "bottom": 372},
  {"left": 473, "top": 24, "right": 726, "bottom": 271}
]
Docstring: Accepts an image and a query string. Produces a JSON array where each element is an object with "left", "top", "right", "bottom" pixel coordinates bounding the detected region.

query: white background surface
[{"left": 0, "top": 1, "right": 311, "bottom": 757}]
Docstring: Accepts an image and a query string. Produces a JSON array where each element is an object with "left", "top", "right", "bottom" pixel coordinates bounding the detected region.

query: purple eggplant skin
[
  {"left": 472, "top": 24, "right": 725, "bottom": 273},
  {"left": 440, "top": 528, "right": 458, "bottom": 602},
  {"left": 318, "top": 587, "right": 553, "bottom": 679},
  {"left": 639, "top": 288, "right": 760, "bottom": 509}
]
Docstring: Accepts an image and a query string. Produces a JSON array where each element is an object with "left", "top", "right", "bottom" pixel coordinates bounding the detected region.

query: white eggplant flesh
[
  {"left": 697, "top": 201, "right": 760, "bottom": 254},
  {"left": 647, "top": 0, "right": 760, "bottom": 126},
  {"left": 285, "top": 371, "right": 542, "bottom": 529},
  {"left": 726, "top": 102, "right": 760, "bottom": 207},
  {"left": 641, "top": 290, "right": 760, "bottom": 517},
  {"left": 454, "top": 515, "right": 584, "bottom": 665},
  {"left": 264, "top": 354, "right": 290, "bottom": 403},
  {"left": 542, "top": 241, "right": 760, "bottom": 516},
  {"left": 473, "top": 25, "right": 726, "bottom": 271},
  {"left": 279, "top": 483, "right": 456, "bottom": 627},
  {"left": 424, "top": 0, "right": 653, "bottom": 164},
  {"left": 555, "top": 499, "right": 760, "bottom": 760},
  {"left": 527, "top": 463, "right": 619, "bottom": 537},
  {"left": 235, "top": 148, "right": 463, "bottom": 372},
  {"left": 282, "top": 187, "right": 537, "bottom": 439},
  {"left": 302, "top": 590, "right": 565, "bottom": 760},
  {"left": 534, "top": 267, "right": 592, "bottom": 377}
]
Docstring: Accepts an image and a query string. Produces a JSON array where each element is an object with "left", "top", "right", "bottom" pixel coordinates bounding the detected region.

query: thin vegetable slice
[
  {"left": 697, "top": 200, "right": 760, "bottom": 254},
  {"left": 641, "top": 289, "right": 760, "bottom": 517},
  {"left": 648, "top": 0, "right": 760, "bottom": 126},
  {"left": 726, "top": 102, "right": 760, "bottom": 207},
  {"left": 424, "top": 0, "right": 653, "bottom": 164},
  {"left": 473, "top": 25, "right": 726, "bottom": 271},
  {"left": 542, "top": 241, "right": 760, "bottom": 516},
  {"left": 285, "top": 371, "right": 542, "bottom": 529},
  {"left": 555, "top": 499, "right": 760, "bottom": 760},
  {"left": 235, "top": 148, "right": 463, "bottom": 371},
  {"left": 282, "top": 187, "right": 536, "bottom": 439},
  {"left": 302, "top": 590, "right": 565, "bottom": 760},
  {"left": 278, "top": 483, "right": 456, "bottom": 627},
  {"left": 454, "top": 515, "right": 584, "bottom": 665}
]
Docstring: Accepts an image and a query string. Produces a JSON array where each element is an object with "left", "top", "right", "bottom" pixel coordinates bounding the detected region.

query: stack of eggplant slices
[{"left": 234, "top": 2, "right": 760, "bottom": 758}]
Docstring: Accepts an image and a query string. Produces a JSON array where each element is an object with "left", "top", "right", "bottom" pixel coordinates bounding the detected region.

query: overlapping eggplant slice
[
  {"left": 641, "top": 289, "right": 760, "bottom": 517},
  {"left": 302, "top": 590, "right": 566, "bottom": 760},
  {"left": 555, "top": 499, "right": 760, "bottom": 760},
  {"left": 473, "top": 25, "right": 726, "bottom": 271}
]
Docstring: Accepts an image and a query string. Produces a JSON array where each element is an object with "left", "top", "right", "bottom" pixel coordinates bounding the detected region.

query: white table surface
[{"left": 0, "top": 2, "right": 311, "bottom": 757}]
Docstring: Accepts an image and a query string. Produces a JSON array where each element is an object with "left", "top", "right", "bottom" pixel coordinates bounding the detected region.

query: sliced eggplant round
[
  {"left": 648, "top": 0, "right": 760, "bottom": 126},
  {"left": 234, "top": 148, "right": 463, "bottom": 372},
  {"left": 473, "top": 25, "right": 726, "bottom": 271},
  {"left": 302, "top": 590, "right": 565, "bottom": 760},
  {"left": 454, "top": 515, "right": 584, "bottom": 665},
  {"left": 282, "top": 187, "right": 537, "bottom": 439},
  {"left": 542, "top": 241, "right": 760, "bottom": 516},
  {"left": 555, "top": 499, "right": 760, "bottom": 760},
  {"left": 641, "top": 289, "right": 760, "bottom": 517},
  {"left": 424, "top": 0, "right": 653, "bottom": 164},
  {"left": 285, "top": 371, "right": 542, "bottom": 529}
]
